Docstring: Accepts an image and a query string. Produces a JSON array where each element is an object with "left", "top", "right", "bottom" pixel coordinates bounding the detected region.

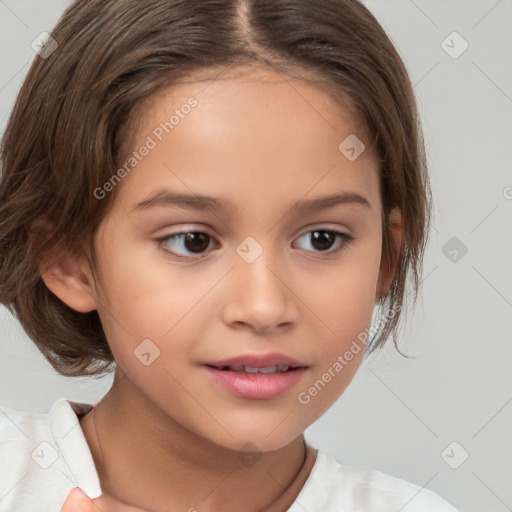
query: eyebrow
[{"left": 131, "top": 188, "right": 372, "bottom": 215}]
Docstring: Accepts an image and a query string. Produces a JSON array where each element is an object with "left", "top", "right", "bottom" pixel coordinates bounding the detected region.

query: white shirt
[{"left": 0, "top": 399, "right": 459, "bottom": 511}]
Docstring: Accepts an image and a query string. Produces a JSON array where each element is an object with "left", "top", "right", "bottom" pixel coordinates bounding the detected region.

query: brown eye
[
  {"left": 158, "top": 231, "right": 216, "bottom": 258},
  {"left": 182, "top": 232, "right": 211, "bottom": 253},
  {"left": 310, "top": 230, "right": 337, "bottom": 251},
  {"left": 294, "top": 229, "right": 353, "bottom": 255}
]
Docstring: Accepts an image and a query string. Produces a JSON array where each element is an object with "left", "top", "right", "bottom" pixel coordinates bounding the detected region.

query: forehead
[
  {"left": 115, "top": 65, "right": 380, "bottom": 218},
  {"left": 138, "top": 65, "right": 368, "bottom": 141}
]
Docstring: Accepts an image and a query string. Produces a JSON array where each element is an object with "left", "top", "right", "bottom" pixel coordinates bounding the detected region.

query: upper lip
[{"left": 204, "top": 352, "right": 309, "bottom": 369}]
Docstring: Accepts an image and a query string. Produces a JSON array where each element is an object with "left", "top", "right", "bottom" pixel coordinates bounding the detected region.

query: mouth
[
  {"left": 204, "top": 364, "right": 305, "bottom": 374},
  {"left": 203, "top": 352, "right": 309, "bottom": 372}
]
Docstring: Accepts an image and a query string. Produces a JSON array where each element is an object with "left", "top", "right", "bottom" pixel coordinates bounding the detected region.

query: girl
[{"left": 0, "top": 0, "right": 459, "bottom": 510}]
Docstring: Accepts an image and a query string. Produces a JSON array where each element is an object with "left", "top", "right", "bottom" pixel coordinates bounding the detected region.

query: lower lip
[{"left": 204, "top": 366, "right": 307, "bottom": 400}]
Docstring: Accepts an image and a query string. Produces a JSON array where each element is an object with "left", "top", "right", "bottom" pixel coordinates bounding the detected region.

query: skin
[{"left": 49, "top": 65, "right": 402, "bottom": 511}]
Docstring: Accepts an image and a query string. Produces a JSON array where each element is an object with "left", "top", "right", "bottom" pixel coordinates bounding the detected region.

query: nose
[{"left": 221, "top": 249, "right": 299, "bottom": 334}]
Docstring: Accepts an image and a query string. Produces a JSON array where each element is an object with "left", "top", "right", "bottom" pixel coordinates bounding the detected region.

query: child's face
[{"left": 86, "top": 67, "right": 385, "bottom": 452}]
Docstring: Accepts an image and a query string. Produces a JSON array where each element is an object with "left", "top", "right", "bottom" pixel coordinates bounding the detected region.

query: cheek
[
  {"left": 93, "top": 239, "right": 218, "bottom": 368},
  {"left": 317, "top": 238, "right": 382, "bottom": 342},
  {"left": 296, "top": 288, "right": 375, "bottom": 419},
  {"left": 302, "top": 239, "right": 381, "bottom": 395}
]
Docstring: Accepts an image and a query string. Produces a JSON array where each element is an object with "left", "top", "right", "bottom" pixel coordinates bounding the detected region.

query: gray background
[{"left": 1, "top": 1, "right": 511, "bottom": 510}]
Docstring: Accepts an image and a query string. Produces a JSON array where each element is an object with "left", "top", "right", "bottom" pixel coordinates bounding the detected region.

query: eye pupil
[
  {"left": 311, "top": 230, "right": 335, "bottom": 251},
  {"left": 184, "top": 233, "right": 210, "bottom": 252}
]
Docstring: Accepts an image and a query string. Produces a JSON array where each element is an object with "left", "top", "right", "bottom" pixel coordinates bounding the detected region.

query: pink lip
[
  {"left": 203, "top": 352, "right": 308, "bottom": 369},
  {"left": 204, "top": 366, "right": 308, "bottom": 400}
]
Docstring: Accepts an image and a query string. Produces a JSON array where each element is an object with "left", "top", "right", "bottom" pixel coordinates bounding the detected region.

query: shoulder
[
  {"left": 0, "top": 399, "right": 98, "bottom": 511},
  {"left": 0, "top": 397, "right": 84, "bottom": 449},
  {"left": 292, "top": 449, "right": 459, "bottom": 512}
]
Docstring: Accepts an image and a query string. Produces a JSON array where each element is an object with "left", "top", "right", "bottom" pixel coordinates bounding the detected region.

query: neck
[{"left": 79, "top": 367, "right": 317, "bottom": 512}]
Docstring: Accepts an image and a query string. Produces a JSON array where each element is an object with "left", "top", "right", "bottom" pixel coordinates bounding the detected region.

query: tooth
[
  {"left": 258, "top": 366, "right": 278, "bottom": 374},
  {"left": 222, "top": 365, "right": 291, "bottom": 373},
  {"left": 244, "top": 366, "right": 260, "bottom": 373}
]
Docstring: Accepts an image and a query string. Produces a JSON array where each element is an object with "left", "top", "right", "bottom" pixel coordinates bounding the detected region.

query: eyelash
[{"left": 155, "top": 228, "right": 354, "bottom": 261}]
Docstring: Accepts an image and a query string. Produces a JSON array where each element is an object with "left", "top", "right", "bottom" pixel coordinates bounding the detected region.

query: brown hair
[{"left": 0, "top": 0, "right": 431, "bottom": 377}]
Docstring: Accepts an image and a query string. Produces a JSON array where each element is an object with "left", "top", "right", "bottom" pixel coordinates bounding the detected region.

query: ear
[
  {"left": 34, "top": 220, "right": 98, "bottom": 313},
  {"left": 376, "top": 207, "right": 403, "bottom": 302}
]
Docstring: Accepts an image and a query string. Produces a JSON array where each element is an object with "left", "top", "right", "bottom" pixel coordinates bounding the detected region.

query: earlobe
[{"left": 376, "top": 207, "right": 403, "bottom": 302}]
